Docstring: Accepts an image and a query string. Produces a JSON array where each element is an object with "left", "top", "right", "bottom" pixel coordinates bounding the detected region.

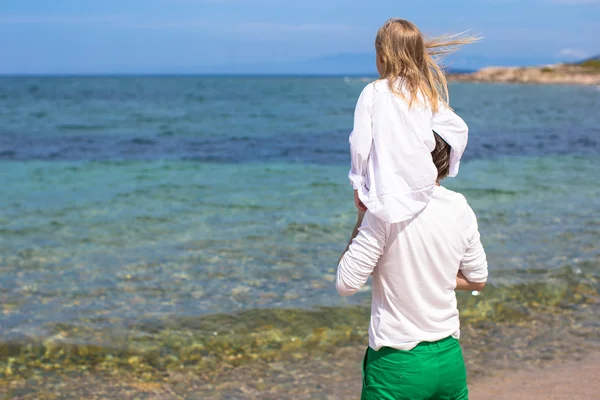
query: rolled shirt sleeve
[
  {"left": 460, "top": 210, "right": 488, "bottom": 283},
  {"left": 336, "top": 211, "right": 387, "bottom": 296},
  {"left": 348, "top": 84, "right": 374, "bottom": 190}
]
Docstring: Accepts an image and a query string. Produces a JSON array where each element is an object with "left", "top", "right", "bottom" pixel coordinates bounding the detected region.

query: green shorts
[{"left": 361, "top": 336, "right": 468, "bottom": 400}]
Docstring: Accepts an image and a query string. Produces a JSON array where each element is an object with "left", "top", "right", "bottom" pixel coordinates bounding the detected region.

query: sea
[{"left": 1, "top": 76, "right": 599, "bottom": 394}]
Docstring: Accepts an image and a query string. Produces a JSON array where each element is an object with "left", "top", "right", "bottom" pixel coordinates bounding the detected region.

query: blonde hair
[{"left": 375, "top": 18, "right": 479, "bottom": 113}]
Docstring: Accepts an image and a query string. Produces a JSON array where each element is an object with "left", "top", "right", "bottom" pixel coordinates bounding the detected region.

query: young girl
[{"left": 349, "top": 18, "right": 477, "bottom": 223}]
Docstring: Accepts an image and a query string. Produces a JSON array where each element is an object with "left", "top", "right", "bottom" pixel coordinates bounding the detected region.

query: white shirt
[
  {"left": 336, "top": 186, "right": 488, "bottom": 351},
  {"left": 349, "top": 79, "right": 469, "bottom": 224}
]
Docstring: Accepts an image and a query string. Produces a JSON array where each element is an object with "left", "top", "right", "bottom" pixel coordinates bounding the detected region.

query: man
[{"left": 337, "top": 133, "right": 488, "bottom": 400}]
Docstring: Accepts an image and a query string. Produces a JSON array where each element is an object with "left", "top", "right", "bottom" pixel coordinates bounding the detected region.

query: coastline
[
  {"left": 4, "top": 346, "right": 599, "bottom": 399},
  {"left": 3, "top": 299, "right": 599, "bottom": 399},
  {"left": 448, "top": 63, "right": 600, "bottom": 86}
]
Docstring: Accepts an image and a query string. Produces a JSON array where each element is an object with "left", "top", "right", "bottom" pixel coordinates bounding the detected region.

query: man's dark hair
[{"left": 431, "top": 132, "right": 451, "bottom": 181}]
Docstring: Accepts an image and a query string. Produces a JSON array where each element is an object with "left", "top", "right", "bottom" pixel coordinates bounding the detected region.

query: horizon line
[{"left": 0, "top": 69, "right": 476, "bottom": 78}]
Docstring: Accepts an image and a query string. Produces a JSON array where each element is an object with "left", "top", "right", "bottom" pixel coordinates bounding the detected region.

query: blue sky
[{"left": 0, "top": 0, "right": 598, "bottom": 74}]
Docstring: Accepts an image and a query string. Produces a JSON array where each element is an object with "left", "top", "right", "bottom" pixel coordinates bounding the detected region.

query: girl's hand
[{"left": 354, "top": 190, "right": 367, "bottom": 212}]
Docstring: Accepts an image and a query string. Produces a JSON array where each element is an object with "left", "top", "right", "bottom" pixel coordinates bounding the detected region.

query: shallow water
[{"left": 1, "top": 77, "right": 599, "bottom": 381}]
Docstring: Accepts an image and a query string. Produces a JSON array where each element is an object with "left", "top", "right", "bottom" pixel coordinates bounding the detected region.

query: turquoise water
[{"left": 0, "top": 77, "right": 599, "bottom": 376}]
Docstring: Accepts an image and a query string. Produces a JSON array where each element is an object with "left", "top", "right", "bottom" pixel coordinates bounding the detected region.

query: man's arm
[
  {"left": 336, "top": 211, "right": 386, "bottom": 297},
  {"left": 338, "top": 210, "right": 365, "bottom": 264},
  {"left": 456, "top": 270, "right": 486, "bottom": 291},
  {"left": 459, "top": 208, "right": 489, "bottom": 287}
]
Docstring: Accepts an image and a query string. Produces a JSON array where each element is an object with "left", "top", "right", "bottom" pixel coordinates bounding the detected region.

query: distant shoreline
[
  {"left": 1, "top": 64, "right": 599, "bottom": 86},
  {"left": 447, "top": 61, "right": 600, "bottom": 86}
]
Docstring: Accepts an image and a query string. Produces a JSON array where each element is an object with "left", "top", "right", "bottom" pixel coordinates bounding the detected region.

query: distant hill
[
  {"left": 448, "top": 55, "right": 600, "bottom": 86},
  {"left": 54, "top": 53, "right": 599, "bottom": 77},
  {"left": 184, "top": 52, "right": 561, "bottom": 76},
  {"left": 577, "top": 55, "right": 600, "bottom": 69},
  {"left": 580, "top": 55, "right": 600, "bottom": 62}
]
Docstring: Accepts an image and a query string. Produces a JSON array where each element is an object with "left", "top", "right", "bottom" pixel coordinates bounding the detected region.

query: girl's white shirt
[{"left": 349, "top": 79, "right": 468, "bottom": 223}]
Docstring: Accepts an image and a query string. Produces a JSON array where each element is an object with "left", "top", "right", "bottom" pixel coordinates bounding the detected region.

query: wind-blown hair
[{"left": 375, "top": 18, "right": 479, "bottom": 112}]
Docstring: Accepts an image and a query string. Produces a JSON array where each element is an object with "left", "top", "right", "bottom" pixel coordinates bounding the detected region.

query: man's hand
[{"left": 354, "top": 190, "right": 367, "bottom": 212}]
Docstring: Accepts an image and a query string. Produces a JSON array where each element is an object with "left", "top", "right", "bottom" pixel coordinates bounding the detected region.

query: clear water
[{"left": 0, "top": 77, "right": 599, "bottom": 365}]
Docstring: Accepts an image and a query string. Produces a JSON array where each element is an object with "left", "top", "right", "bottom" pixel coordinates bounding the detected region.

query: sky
[{"left": 0, "top": 0, "right": 599, "bottom": 74}]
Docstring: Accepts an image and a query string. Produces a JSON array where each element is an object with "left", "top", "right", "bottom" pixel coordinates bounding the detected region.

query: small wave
[
  {"left": 283, "top": 222, "right": 334, "bottom": 235},
  {"left": 184, "top": 94, "right": 206, "bottom": 103},
  {"left": 56, "top": 123, "right": 110, "bottom": 132},
  {"left": 30, "top": 111, "right": 47, "bottom": 119},
  {"left": 129, "top": 137, "right": 157, "bottom": 146},
  {"left": 26, "top": 84, "right": 40, "bottom": 94},
  {"left": 343, "top": 77, "right": 373, "bottom": 84},
  {"left": 134, "top": 215, "right": 171, "bottom": 223},
  {"left": 309, "top": 181, "right": 340, "bottom": 188},
  {"left": 0, "top": 150, "right": 16, "bottom": 158},
  {"left": 204, "top": 202, "right": 266, "bottom": 210},
  {"left": 461, "top": 188, "right": 521, "bottom": 197}
]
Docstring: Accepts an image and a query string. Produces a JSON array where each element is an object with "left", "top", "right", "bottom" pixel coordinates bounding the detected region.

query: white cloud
[{"left": 557, "top": 48, "right": 589, "bottom": 58}]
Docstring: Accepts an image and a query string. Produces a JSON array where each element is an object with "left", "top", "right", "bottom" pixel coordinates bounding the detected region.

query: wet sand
[
  {"left": 469, "top": 352, "right": 600, "bottom": 400},
  {"left": 198, "top": 348, "right": 600, "bottom": 400}
]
